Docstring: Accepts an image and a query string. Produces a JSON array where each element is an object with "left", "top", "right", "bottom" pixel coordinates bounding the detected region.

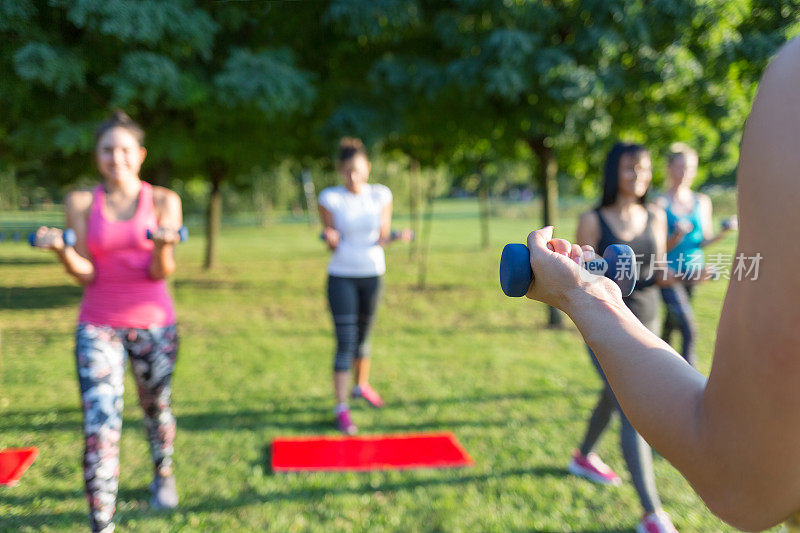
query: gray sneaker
[{"left": 149, "top": 474, "right": 178, "bottom": 510}]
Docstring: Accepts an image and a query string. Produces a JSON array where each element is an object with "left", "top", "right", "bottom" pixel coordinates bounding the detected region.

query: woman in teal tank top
[{"left": 655, "top": 143, "right": 737, "bottom": 365}]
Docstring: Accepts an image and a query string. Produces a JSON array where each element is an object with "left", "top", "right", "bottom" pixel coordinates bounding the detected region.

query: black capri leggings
[
  {"left": 660, "top": 282, "right": 697, "bottom": 366},
  {"left": 327, "top": 275, "right": 383, "bottom": 372}
]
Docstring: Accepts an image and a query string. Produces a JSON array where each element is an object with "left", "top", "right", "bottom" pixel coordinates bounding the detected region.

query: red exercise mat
[
  {"left": 271, "top": 432, "right": 473, "bottom": 472},
  {"left": 0, "top": 447, "right": 39, "bottom": 487}
]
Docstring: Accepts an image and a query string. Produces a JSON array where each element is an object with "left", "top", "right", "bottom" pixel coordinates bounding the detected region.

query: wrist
[{"left": 563, "top": 278, "right": 624, "bottom": 319}]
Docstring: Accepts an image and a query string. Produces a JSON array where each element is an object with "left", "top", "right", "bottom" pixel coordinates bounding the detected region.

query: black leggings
[
  {"left": 660, "top": 282, "right": 697, "bottom": 366},
  {"left": 327, "top": 275, "right": 383, "bottom": 372}
]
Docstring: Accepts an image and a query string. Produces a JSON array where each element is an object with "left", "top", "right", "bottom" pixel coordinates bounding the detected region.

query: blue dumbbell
[
  {"left": 390, "top": 230, "right": 415, "bottom": 241},
  {"left": 29, "top": 228, "right": 76, "bottom": 247},
  {"left": 499, "top": 242, "right": 638, "bottom": 298},
  {"left": 145, "top": 226, "right": 189, "bottom": 242},
  {"left": 721, "top": 216, "right": 738, "bottom": 231}
]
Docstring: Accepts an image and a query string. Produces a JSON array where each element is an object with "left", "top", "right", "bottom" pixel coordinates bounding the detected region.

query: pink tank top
[{"left": 78, "top": 182, "right": 176, "bottom": 328}]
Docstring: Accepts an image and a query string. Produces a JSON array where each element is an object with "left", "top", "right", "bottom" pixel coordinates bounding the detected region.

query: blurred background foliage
[{"left": 1, "top": 0, "right": 798, "bottom": 264}]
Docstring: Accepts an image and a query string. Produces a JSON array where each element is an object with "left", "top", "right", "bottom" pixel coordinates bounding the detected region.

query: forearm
[
  {"left": 564, "top": 286, "right": 789, "bottom": 529},
  {"left": 377, "top": 233, "right": 394, "bottom": 247},
  {"left": 566, "top": 288, "right": 706, "bottom": 457},
  {"left": 666, "top": 233, "right": 683, "bottom": 251},
  {"left": 149, "top": 246, "right": 176, "bottom": 279},
  {"left": 565, "top": 288, "right": 735, "bottom": 503},
  {"left": 56, "top": 247, "right": 95, "bottom": 285}
]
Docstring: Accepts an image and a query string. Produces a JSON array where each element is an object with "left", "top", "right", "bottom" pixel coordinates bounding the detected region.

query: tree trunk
[
  {"left": 301, "top": 168, "right": 318, "bottom": 228},
  {"left": 409, "top": 159, "right": 421, "bottom": 260},
  {"left": 478, "top": 185, "right": 490, "bottom": 249},
  {"left": 252, "top": 173, "right": 271, "bottom": 228},
  {"left": 204, "top": 160, "right": 226, "bottom": 270},
  {"left": 417, "top": 180, "right": 436, "bottom": 289},
  {"left": 528, "top": 137, "right": 562, "bottom": 328}
]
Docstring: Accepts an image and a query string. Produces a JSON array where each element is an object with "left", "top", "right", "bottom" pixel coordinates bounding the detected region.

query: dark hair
[
  {"left": 337, "top": 137, "right": 367, "bottom": 162},
  {"left": 94, "top": 110, "right": 145, "bottom": 147},
  {"left": 600, "top": 142, "right": 650, "bottom": 207}
]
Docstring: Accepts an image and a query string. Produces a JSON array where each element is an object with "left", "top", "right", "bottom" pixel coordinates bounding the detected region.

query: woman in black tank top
[
  {"left": 594, "top": 207, "right": 660, "bottom": 328},
  {"left": 567, "top": 143, "right": 678, "bottom": 532}
]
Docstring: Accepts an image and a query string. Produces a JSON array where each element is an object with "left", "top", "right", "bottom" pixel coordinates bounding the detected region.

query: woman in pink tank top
[{"left": 33, "top": 111, "right": 184, "bottom": 533}]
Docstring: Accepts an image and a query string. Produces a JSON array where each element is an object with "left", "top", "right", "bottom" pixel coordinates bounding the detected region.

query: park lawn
[{"left": 0, "top": 197, "right": 767, "bottom": 532}]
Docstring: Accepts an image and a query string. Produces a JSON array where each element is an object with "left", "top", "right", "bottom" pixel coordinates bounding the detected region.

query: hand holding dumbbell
[
  {"left": 389, "top": 229, "right": 415, "bottom": 243},
  {"left": 319, "top": 228, "right": 415, "bottom": 247},
  {"left": 721, "top": 216, "right": 738, "bottom": 231},
  {"left": 320, "top": 227, "right": 341, "bottom": 249},
  {"left": 146, "top": 226, "right": 188, "bottom": 245},
  {"left": 500, "top": 240, "right": 637, "bottom": 298},
  {"left": 29, "top": 227, "right": 76, "bottom": 250}
]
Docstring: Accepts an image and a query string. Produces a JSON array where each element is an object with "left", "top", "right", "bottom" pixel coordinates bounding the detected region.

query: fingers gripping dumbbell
[
  {"left": 29, "top": 228, "right": 76, "bottom": 248},
  {"left": 145, "top": 226, "right": 189, "bottom": 243},
  {"left": 499, "top": 242, "right": 638, "bottom": 298}
]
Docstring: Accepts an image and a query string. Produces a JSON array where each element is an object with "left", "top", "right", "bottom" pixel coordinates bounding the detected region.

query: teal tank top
[{"left": 665, "top": 195, "right": 704, "bottom": 273}]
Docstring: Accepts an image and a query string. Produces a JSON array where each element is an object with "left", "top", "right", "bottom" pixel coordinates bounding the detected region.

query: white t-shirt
[{"left": 318, "top": 184, "right": 393, "bottom": 277}]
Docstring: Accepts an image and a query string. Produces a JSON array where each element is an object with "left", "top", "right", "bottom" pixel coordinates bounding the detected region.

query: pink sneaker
[
  {"left": 352, "top": 384, "right": 384, "bottom": 408},
  {"left": 567, "top": 450, "right": 622, "bottom": 485},
  {"left": 636, "top": 510, "right": 678, "bottom": 533},
  {"left": 336, "top": 409, "right": 358, "bottom": 435}
]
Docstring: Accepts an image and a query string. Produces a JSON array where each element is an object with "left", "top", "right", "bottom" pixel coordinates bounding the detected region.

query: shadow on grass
[
  {"left": 0, "top": 408, "right": 185, "bottom": 435},
  {"left": 131, "top": 462, "right": 634, "bottom": 532},
  {"left": 0, "top": 388, "right": 595, "bottom": 435},
  {"left": 0, "top": 484, "right": 154, "bottom": 531},
  {"left": 173, "top": 278, "right": 256, "bottom": 291},
  {"left": 173, "top": 278, "right": 308, "bottom": 293},
  {"left": 175, "top": 388, "right": 595, "bottom": 417},
  {"left": 178, "top": 409, "right": 331, "bottom": 433},
  {"left": 174, "top": 388, "right": 595, "bottom": 434},
  {"left": 0, "top": 461, "right": 626, "bottom": 532},
  {"left": 0, "top": 510, "right": 90, "bottom": 531},
  {"left": 0, "top": 406, "right": 82, "bottom": 433},
  {"left": 0, "top": 285, "right": 82, "bottom": 310},
  {"left": 0, "top": 256, "right": 54, "bottom": 265}
]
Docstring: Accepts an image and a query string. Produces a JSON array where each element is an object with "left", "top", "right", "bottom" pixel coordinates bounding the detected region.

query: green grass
[{"left": 0, "top": 196, "right": 765, "bottom": 532}]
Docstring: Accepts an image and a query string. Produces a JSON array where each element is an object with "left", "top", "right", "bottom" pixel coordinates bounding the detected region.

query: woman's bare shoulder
[
  {"left": 65, "top": 189, "right": 93, "bottom": 214},
  {"left": 152, "top": 186, "right": 180, "bottom": 205}
]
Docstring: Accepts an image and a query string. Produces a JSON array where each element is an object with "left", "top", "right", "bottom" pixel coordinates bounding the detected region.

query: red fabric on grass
[
  {"left": 271, "top": 432, "right": 472, "bottom": 472},
  {"left": 0, "top": 447, "right": 38, "bottom": 486}
]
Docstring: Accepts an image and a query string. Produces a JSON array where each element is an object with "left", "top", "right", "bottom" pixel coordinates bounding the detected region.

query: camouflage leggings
[{"left": 75, "top": 323, "right": 178, "bottom": 533}]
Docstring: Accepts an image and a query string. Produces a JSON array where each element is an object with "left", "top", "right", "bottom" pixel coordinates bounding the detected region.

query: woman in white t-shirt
[{"left": 318, "top": 137, "right": 412, "bottom": 434}]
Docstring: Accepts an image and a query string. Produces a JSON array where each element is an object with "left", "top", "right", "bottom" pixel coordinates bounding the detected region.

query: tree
[
  {"left": 327, "top": 0, "right": 797, "bottom": 324},
  {"left": 1, "top": 0, "right": 316, "bottom": 268}
]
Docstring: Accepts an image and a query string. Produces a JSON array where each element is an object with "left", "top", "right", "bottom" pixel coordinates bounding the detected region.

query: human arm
[
  {"left": 653, "top": 196, "right": 688, "bottom": 252},
  {"left": 376, "top": 201, "right": 393, "bottom": 247},
  {"left": 648, "top": 206, "right": 685, "bottom": 287},
  {"left": 575, "top": 210, "right": 599, "bottom": 250},
  {"left": 148, "top": 187, "right": 182, "bottom": 280},
  {"left": 33, "top": 190, "right": 96, "bottom": 285},
  {"left": 318, "top": 205, "right": 340, "bottom": 251},
  {"left": 666, "top": 223, "right": 690, "bottom": 252},
  {"left": 522, "top": 38, "right": 800, "bottom": 531},
  {"left": 697, "top": 193, "right": 736, "bottom": 248}
]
